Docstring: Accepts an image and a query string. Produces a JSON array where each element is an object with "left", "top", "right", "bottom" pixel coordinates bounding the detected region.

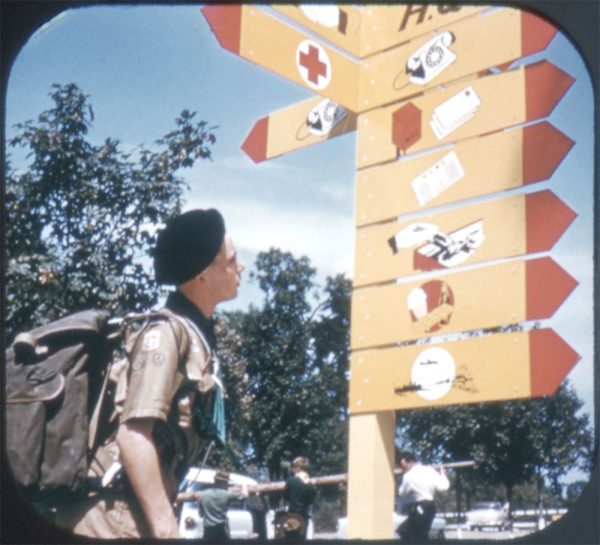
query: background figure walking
[
  {"left": 199, "top": 469, "right": 247, "bottom": 542},
  {"left": 396, "top": 451, "right": 449, "bottom": 542}
]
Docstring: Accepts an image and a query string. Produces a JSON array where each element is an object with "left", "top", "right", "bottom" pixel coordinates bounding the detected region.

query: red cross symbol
[{"left": 299, "top": 44, "right": 328, "bottom": 85}]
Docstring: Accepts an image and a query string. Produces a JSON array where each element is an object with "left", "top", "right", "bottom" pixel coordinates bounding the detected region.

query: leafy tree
[
  {"left": 304, "top": 274, "right": 351, "bottom": 477},
  {"left": 396, "top": 381, "right": 593, "bottom": 509},
  {"left": 211, "top": 310, "right": 253, "bottom": 469},
  {"left": 219, "top": 249, "right": 350, "bottom": 481},
  {"left": 5, "top": 83, "right": 217, "bottom": 341}
]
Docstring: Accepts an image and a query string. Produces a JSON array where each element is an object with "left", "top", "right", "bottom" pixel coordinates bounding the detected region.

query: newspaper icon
[
  {"left": 430, "top": 86, "right": 481, "bottom": 140},
  {"left": 411, "top": 151, "right": 465, "bottom": 206}
]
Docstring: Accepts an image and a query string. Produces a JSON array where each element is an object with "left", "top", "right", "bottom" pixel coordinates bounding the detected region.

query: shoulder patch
[{"left": 142, "top": 330, "right": 161, "bottom": 351}]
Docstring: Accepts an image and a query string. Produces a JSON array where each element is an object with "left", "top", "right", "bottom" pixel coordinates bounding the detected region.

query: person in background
[
  {"left": 199, "top": 469, "right": 247, "bottom": 542},
  {"left": 396, "top": 451, "right": 449, "bottom": 542},
  {"left": 281, "top": 456, "right": 316, "bottom": 542}
]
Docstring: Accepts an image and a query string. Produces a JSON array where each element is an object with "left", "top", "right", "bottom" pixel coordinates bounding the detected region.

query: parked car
[
  {"left": 178, "top": 467, "right": 267, "bottom": 539},
  {"left": 336, "top": 511, "right": 446, "bottom": 540},
  {"left": 465, "top": 501, "right": 511, "bottom": 531}
]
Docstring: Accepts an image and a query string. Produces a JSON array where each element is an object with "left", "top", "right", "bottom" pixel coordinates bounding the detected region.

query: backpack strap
[
  {"left": 87, "top": 316, "right": 130, "bottom": 452},
  {"left": 87, "top": 311, "right": 192, "bottom": 453},
  {"left": 88, "top": 360, "right": 113, "bottom": 451},
  {"left": 163, "top": 312, "right": 225, "bottom": 392}
]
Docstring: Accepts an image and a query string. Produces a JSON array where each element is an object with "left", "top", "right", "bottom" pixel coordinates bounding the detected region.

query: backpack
[{"left": 4, "top": 308, "right": 216, "bottom": 501}]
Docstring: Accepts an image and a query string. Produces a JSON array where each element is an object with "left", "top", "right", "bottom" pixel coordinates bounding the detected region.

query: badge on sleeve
[{"left": 142, "top": 330, "right": 161, "bottom": 351}]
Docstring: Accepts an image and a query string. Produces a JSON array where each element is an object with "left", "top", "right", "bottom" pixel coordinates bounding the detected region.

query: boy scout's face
[{"left": 203, "top": 236, "right": 245, "bottom": 303}]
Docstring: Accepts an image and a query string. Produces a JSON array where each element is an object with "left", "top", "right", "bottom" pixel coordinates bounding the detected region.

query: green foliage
[
  {"left": 5, "top": 83, "right": 217, "bottom": 341},
  {"left": 216, "top": 249, "right": 351, "bottom": 481},
  {"left": 396, "top": 381, "right": 593, "bottom": 506}
]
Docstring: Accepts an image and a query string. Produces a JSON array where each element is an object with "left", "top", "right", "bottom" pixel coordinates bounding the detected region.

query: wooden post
[{"left": 347, "top": 411, "right": 396, "bottom": 539}]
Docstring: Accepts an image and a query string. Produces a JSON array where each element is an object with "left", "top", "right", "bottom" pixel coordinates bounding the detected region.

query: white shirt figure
[{"left": 398, "top": 464, "right": 450, "bottom": 503}]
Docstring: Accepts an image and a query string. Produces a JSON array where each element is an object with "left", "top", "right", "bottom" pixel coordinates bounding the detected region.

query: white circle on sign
[
  {"left": 299, "top": 5, "right": 340, "bottom": 28},
  {"left": 411, "top": 347, "right": 455, "bottom": 401},
  {"left": 296, "top": 40, "right": 331, "bottom": 90}
]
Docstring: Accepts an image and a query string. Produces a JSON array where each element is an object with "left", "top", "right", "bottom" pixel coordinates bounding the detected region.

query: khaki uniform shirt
[{"left": 64, "top": 310, "right": 216, "bottom": 538}]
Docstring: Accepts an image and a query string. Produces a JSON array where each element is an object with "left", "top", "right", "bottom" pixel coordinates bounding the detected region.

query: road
[
  {"left": 445, "top": 527, "right": 535, "bottom": 540},
  {"left": 314, "top": 526, "right": 536, "bottom": 540}
]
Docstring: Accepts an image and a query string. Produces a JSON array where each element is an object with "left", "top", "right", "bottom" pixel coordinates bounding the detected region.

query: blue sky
[{"left": 5, "top": 5, "right": 595, "bottom": 473}]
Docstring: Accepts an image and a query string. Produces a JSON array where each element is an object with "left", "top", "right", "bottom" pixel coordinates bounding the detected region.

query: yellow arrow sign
[
  {"left": 349, "top": 328, "right": 580, "bottom": 414},
  {"left": 360, "top": 4, "right": 485, "bottom": 58},
  {"left": 351, "top": 257, "right": 578, "bottom": 350},
  {"left": 272, "top": 4, "right": 485, "bottom": 59},
  {"left": 354, "top": 190, "right": 576, "bottom": 287},
  {"left": 356, "top": 61, "right": 574, "bottom": 169},
  {"left": 241, "top": 96, "right": 357, "bottom": 163},
  {"left": 359, "top": 8, "right": 558, "bottom": 111},
  {"left": 355, "top": 122, "right": 574, "bottom": 226},
  {"left": 272, "top": 5, "right": 364, "bottom": 57},
  {"left": 202, "top": 5, "right": 360, "bottom": 110}
]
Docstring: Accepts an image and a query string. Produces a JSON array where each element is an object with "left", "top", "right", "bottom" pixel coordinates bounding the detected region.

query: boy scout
[{"left": 58, "top": 209, "right": 245, "bottom": 538}]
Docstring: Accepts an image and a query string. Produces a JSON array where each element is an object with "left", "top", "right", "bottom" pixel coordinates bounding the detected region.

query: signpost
[
  {"left": 351, "top": 257, "right": 578, "bottom": 349},
  {"left": 349, "top": 329, "right": 580, "bottom": 413},
  {"left": 271, "top": 5, "right": 364, "bottom": 57},
  {"left": 201, "top": 4, "right": 579, "bottom": 540},
  {"left": 272, "top": 5, "right": 485, "bottom": 58},
  {"left": 357, "top": 60, "right": 574, "bottom": 169},
  {"left": 241, "top": 96, "right": 357, "bottom": 163},
  {"left": 357, "top": 8, "right": 557, "bottom": 110},
  {"left": 355, "top": 122, "right": 574, "bottom": 224},
  {"left": 354, "top": 190, "right": 576, "bottom": 287},
  {"left": 201, "top": 5, "right": 360, "bottom": 110}
]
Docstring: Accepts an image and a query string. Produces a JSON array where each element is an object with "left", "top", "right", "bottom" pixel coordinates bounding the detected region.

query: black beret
[{"left": 153, "top": 209, "right": 225, "bottom": 285}]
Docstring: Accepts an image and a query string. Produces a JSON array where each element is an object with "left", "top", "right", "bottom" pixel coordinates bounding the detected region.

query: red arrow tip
[
  {"left": 525, "top": 62, "right": 575, "bottom": 121},
  {"left": 526, "top": 190, "right": 577, "bottom": 253},
  {"left": 526, "top": 257, "right": 578, "bottom": 320},
  {"left": 201, "top": 5, "right": 242, "bottom": 54},
  {"left": 530, "top": 329, "right": 580, "bottom": 396},
  {"left": 522, "top": 122, "right": 574, "bottom": 184},
  {"left": 521, "top": 11, "right": 558, "bottom": 56},
  {"left": 241, "top": 117, "right": 269, "bottom": 163}
]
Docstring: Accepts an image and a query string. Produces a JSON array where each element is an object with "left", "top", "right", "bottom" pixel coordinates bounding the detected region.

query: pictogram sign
[
  {"left": 354, "top": 190, "right": 576, "bottom": 287},
  {"left": 355, "top": 122, "right": 574, "bottom": 225},
  {"left": 357, "top": 61, "right": 574, "bottom": 169},
  {"left": 272, "top": 4, "right": 486, "bottom": 58},
  {"left": 202, "top": 5, "right": 360, "bottom": 110},
  {"left": 349, "top": 328, "right": 580, "bottom": 413},
  {"left": 351, "top": 257, "right": 578, "bottom": 349},
  {"left": 241, "top": 96, "right": 357, "bottom": 163}
]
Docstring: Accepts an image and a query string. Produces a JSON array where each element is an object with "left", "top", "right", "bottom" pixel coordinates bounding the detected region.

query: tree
[
  {"left": 304, "top": 274, "right": 351, "bottom": 477},
  {"left": 396, "top": 381, "right": 593, "bottom": 509},
  {"left": 219, "top": 249, "right": 350, "bottom": 481},
  {"left": 5, "top": 83, "right": 217, "bottom": 341},
  {"left": 211, "top": 310, "right": 253, "bottom": 469}
]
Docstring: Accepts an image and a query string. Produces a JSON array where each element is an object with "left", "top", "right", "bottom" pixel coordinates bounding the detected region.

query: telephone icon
[
  {"left": 306, "top": 99, "right": 347, "bottom": 137},
  {"left": 406, "top": 31, "right": 457, "bottom": 85}
]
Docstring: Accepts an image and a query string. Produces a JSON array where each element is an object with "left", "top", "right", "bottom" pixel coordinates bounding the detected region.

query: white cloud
[
  {"left": 184, "top": 149, "right": 356, "bottom": 280},
  {"left": 187, "top": 192, "right": 355, "bottom": 279}
]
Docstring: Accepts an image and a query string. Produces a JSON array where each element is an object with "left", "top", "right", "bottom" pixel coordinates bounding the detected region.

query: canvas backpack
[{"left": 4, "top": 308, "right": 216, "bottom": 501}]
